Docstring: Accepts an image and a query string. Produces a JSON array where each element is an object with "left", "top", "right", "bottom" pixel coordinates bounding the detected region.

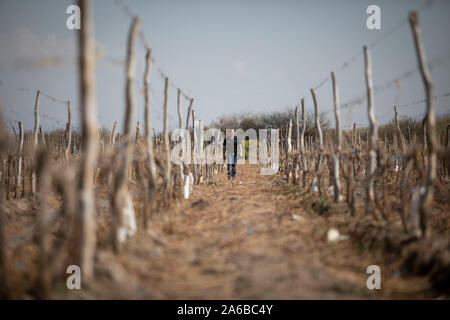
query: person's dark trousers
[{"left": 226, "top": 153, "right": 237, "bottom": 177}]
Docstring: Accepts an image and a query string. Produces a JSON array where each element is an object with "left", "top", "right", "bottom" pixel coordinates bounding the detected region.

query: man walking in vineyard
[{"left": 223, "top": 129, "right": 242, "bottom": 180}]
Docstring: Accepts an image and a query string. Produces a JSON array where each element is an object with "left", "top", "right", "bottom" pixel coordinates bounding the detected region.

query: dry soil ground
[{"left": 54, "top": 164, "right": 437, "bottom": 299}]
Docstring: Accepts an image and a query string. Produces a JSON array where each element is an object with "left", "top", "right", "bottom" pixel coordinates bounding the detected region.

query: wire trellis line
[
  {"left": 113, "top": 0, "right": 193, "bottom": 103},
  {"left": 298, "top": 0, "right": 440, "bottom": 101}
]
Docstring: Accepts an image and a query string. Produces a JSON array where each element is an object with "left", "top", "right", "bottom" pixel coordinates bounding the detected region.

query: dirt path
[{"left": 74, "top": 165, "right": 432, "bottom": 299}]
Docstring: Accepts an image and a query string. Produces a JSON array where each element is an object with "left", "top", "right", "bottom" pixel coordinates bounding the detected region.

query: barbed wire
[
  {"left": 397, "top": 92, "right": 450, "bottom": 108},
  {"left": 0, "top": 81, "right": 69, "bottom": 106},
  {"left": 332, "top": 46, "right": 450, "bottom": 114},
  {"left": 150, "top": 86, "right": 178, "bottom": 129},
  {"left": 5, "top": 104, "right": 83, "bottom": 131},
  {"left": 322, "top": 90, "right": 449, "bottom": 127},
  {"left": 299, "top": 0, "right": 440, "bottom": 99},
  {"left": 0, "top": 81, "right": 108, "bottom": 130},
  {"left": 113, "top": 0, "right": 193, "bottom": 102}
]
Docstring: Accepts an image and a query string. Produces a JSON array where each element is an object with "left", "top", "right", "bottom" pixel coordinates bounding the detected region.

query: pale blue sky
[{"left": 1, "top": 0, "right": 449, "bottom": 133}]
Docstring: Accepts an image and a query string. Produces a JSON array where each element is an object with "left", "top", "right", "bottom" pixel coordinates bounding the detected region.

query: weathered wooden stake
[
  {"left": 33, "top": 90, "right": 41, "bottom": 149},
  {"left": 163, "top": 76, "right": 171, "bottom": 191},
  {"left": 287, "top": 118, "right": 292, "bottom": 153},
  {"left": 110, "top": 121, "right": 118, "bottom": 147},
  {"left": 135, "top": 121, "right": 140, "bottom": 145},
  {"left": 331, "top": 71, "right": 342, "bottom": 202},
  {"left": 186, "top": 98, "right": 194, "bottom": 130},
  {"left": 177, "top": 88, "right": 183, "bottom": 129},
  {"left": 65, "top": 101, "right": 72, "bottom": 160},
  {"left": 310, "top": 88, "right": 323, "bottom": 194},
  {"left": 300, "top": 99, "right": 307, "bottom": 187},
  {"left": 300, "top": 99, "right": 306, "bottom": 151},
  {"left": 16, "top": 121, "right": 24, "bottom": 196},
  {"left": 352, "top": 123, "right": 356, "bottom": 148},
  {"left": 446, "top": 124, "right": 450, "bottom": 150},
  {"left": 112, "top": 16, "right": 140, "bottom": 251},
  {"left": 76, "top": 0, "right": 98, "bottom": 278},
  {"left": 31, "top": 90, "right": 41, "bottom": 196},
  {"left": 394, "top": 105, "right": 406, "bottom": 153},
  {"left": 143, "top": 48, "right": 157, "bottom": 189},
  {"left": 39, "top": 126, "right": 46, "bottom": 147},
  {"left": 410, "top": 11, "right": 437, "bottom": 238},
  {"left": 176, "top": 89, "right": 185, "bottom": 193},
  {"left": 310, "top": 88, "right": 323, "bottom": 150},
  {"left": 422, "top": 118, "right": 427, "bottom": 167},
  {"left": 295, "top": 105, "right": 300, "bottom": 151},
  {"left": 384, "top": 131, "right": 388, "bottom": 151},
  {"left": 364, "top": 45, "right": 379, "bottom": 219}
]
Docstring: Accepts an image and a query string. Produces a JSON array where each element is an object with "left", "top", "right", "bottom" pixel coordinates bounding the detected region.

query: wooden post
[
  {"left": 310, "top": 88, "right": 323, "bottom": 150},
  {"left": 110, "top": 121, "right": 118, "bottom": 147},
  {"left": 76, "top": 0, "right": 98, "bottom": 279},
  {"left": 348, "top": 154, "right": 356, "bottom": 216},
  {"left": 394, "top": 105, "right": 406, "bottom": 153},
  {"left": 300, "top": 99, "right": 307, "bottom": 187},
  {"left": 295, "top": 105, "right": 300, "bottom": 151},
  {"left": 300, "top": 98, "right": 308, "bottom": 188},
  {"left": 163, "top": 76, "right": 171, "bottom": 190},
  {"left": 33, "top": 90, "right": 41, "bottom": 149},
  {"left": 366, "top": 129, "right": 369, "bottom": 149},
  {"left": 352, "top": 123, "right": 356, "bottom": 148},
  {"left": 143, "top": 48, "right": 157, "bottom": 187},
  {"left": 112, "top": 16, "right": 140, "bottom": 252},
  {"left": 135, "top": 121, "right": 140, "bottom": 145},
  {"left": 177, "top": 88, "right": 183, "bottom": 129},
  {"left": 12, "top": 126, "right": 17, "bottom": 141},
  {"left": 176, "top": 89, "right": 185, "bottom": 193},
  {"left": 152, "top": 128, "right": 156, "bottom": 147},
  {"left": 191, "top": 110, "right": 196, "bottom": 182},
  {"left": 422, "top": 117, "right": 427, "bottom": 167},
  {"left": 142, "top": 49, "right": 157, "bottom": 228},
  {"left": 6, "top": 157, "right": 12, "bottom": 200},
  {"left": 300, "top": 99, "right": 305, "bottom": 151},
  {"left": 72, "top": 131, "right": 77, "bottom": 155},
  {"left": 407, "top": 125, "right": 412, "bottom": 145},
  {"left": 409, "top": 11, "right": 437, "bottom": 238},
  {"left": 446, "top": 124, "right": 450, "bottom": 150},
  {"left": 39, "top": 126, "right": 46, "bottom": 147},
  {"left": 186, "top": 98, "right": 193, "bottom": 130},
  {"left": 384, "top": 131, "right": 387, "bottom": 151},
  {"left": 310, "top": 88, "right": 324, "bottom": 194},
  {"left": 364, "top": 45, "right": 379, "bottom": 219},
  {"left": 31, "top": 90, "right": 41, "bottom": 196},
  {"left": 196, "top": 120, "right": 204, "bottom": 183},
  {"left": 332, "top": 73, "right": 342, "bottom": 150},
  {"left": 16, "top": 121, "right": 24, "bottom": 196},
  {"left": 65, "top": 101, "right": 72, "bottom": 160},
  {"left": 331, "top": 71, "right": 342, "bottom": 202},
  {"left": 287, "top": 118, "right": 292, "bottom": 153}
]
